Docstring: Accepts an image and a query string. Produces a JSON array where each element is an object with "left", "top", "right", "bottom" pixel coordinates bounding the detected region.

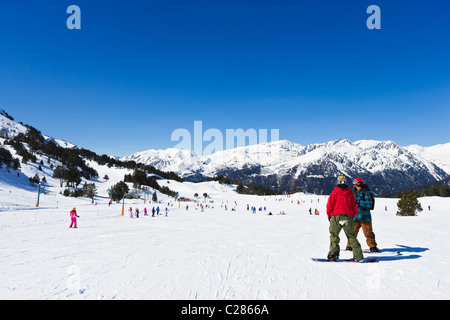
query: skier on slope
[
  {"left": 69, "top": 207, "right": 79, "bottom": 228},
  {"left": 326, "top": 176, "right": 364, "bottom": 262},
  {"left": 346, "top": 177, "right": 379, "bottom": 252}
]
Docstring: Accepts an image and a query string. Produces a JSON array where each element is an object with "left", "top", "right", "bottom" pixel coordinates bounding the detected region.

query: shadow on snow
[{"left": 374, "top": 244, "right": 429, "bottom": 262}]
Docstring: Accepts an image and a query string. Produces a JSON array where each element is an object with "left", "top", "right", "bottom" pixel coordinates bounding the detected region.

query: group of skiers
[
  {"left": 326, "top": 176, "right": 379, "bottom": 262},
  {"left": 247, "top": 204, "right": 267, "bottom": 213},
  {"left": 128, "top": 206, "right": 168, "bottom": 218},
  {"left": 68, "top": 205, "right": 169, "bottom": 228}
]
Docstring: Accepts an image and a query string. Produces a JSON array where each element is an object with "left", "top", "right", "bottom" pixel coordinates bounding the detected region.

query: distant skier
[
  {"left": 129, "top": 207, "right": 133, "bottom": 218},
  {"left": 346, "top": 178, "right": 379, "bottom": 253},
  {"left": 69, "top": 207, "right": 79, "bottom": 228},
  {"left": 156, "top": 206, "right": 160, "bottom": 215},
  {"left": 165, "top": 207, "right": 169, "bottom": 217},
  {"left": 152, "top": 207, "right": 156, "bottom": 217},
  {"left": 135, "top": 208, "right": 139, "bottom": 218},
  {"left": 326, "top": 176, "right": 364, "bottom": 262},
  {"left": 144, "top": 208, "right": 148, "bottom": 216}
]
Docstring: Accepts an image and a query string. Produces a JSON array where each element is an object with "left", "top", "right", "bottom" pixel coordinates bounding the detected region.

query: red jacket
[{"left": 326, "top": 185, "right": 358, "bottom": 219}]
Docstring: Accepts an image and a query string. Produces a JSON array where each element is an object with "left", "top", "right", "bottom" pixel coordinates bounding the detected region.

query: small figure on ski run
[
  {"left": 346, "top": 177, "right": 379, "bottom": 253},
  {"left": 144, "top": 208, "right": 148, "bottom": 216},
  {"left": 129, "top": 207, "right": 133, "bottom": 218},
  {"left": 152, "top": 207, "right": 156, "bottom": 217},
  {"left": 69, "top": 207, "right": 79, "bottom": 228},
  {"left": 135, "top": 208, "right": 139, "bottom": 218},
  {"left": 326, "top": 176, "right": 364, "bottom": 262},
  {"left": 165, "top": 207, "right": 169, "bottom": 217}
]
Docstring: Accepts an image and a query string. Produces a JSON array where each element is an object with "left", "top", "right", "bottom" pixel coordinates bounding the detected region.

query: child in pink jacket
[{"left": 70, "top": 208, "right": 79, "bottom": 228}]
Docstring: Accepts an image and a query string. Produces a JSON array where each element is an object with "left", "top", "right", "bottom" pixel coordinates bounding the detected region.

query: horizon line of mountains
[
  {"left": 2, "top": 110, "right": 450, "bottom": 195},
  {"left": 121, "top": 138, "right": 450, "bottom": 195}
]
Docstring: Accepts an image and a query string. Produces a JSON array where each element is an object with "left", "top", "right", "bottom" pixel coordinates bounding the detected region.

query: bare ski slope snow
[{"left": 1, "top": 177, "right": 449, "bottom": 300}]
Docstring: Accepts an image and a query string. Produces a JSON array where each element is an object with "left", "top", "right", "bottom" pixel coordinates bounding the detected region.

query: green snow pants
[{"left": 329, "top": 215, "right": 364, "bottom": 261}]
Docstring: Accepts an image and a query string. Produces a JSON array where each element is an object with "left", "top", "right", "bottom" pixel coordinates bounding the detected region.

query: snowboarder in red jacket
[{"left": 326, "top": 176, "right": 363, "bottom": 262}]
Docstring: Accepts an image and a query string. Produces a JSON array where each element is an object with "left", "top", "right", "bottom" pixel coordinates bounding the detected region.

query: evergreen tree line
[
  {"left": 108, "top": 169, "right": 178, "bottom": 203},
  {"left": 395, "top": 185, "right": 450, "bottom": 198},
  {"left": 2, "top": 119, "right": 183, "bottom": 202},
  {"left": 3, "top": 121, "right": 184, "bottom": 190},
  {"left": 203, "top": 175, "right": 278, "bottom": 196},
  {"left": 63, "top": 182, "right": 97, "bottom": 200},
  {"left": 84, "top": 151, "right": 183, "bottom": 182},
  {"left": 4, "top": 127, "right": 98, "bottom": 181}
]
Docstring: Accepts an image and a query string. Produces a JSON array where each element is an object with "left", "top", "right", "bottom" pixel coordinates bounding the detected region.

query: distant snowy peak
[
  {"left": 43, "top": 136, "right": 78, "bottom": 149},
  {"left": 123, "top": 148, "right": 198, "bottom": 174},
  {"left": 406, "top": 143, "right": 450, "bottom": 175}
]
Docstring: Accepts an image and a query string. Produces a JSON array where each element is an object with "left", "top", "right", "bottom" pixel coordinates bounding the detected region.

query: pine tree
[
  {"left": 236, "top": 183, "right": 245, "bottom": 194},
  {"left": 397, "top": 190, "right": 423, "bottom": 216},
  {"left": 152, "top": 192, "right": 158, "bottom": 202},
  {"left": 110, "top": 181, "right": 129, "bottom": 202},
  {"left": 29, "top": 174, "right": 40, "bottom": 184},
  {"left": 83, "top": 183, "right": 97, "bottom": 202},
  {"left": 438, "top": 185, "right": 449, "bottom": 197}
]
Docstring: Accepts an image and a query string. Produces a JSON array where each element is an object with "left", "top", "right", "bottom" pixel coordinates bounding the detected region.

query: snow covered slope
[
  {"left": 1, "top": 179, "right": 449, "bottom": 300},
  {"left": 0, "top": 113, "right": 28, "bottom": 138}
]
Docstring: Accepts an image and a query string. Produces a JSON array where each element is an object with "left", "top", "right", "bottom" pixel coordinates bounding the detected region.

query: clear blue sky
[{"left": 1, "top": 0, "right": 449, "bottom": 156}]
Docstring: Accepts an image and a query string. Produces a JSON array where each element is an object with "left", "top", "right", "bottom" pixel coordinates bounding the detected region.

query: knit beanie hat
[{"left": 337, "top": 176, "right": 347, "bottom": 184}]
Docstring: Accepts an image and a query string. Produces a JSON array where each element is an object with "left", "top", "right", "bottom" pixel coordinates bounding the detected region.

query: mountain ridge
[{"left": 121, "top": 139, "right": 450, "bottom": 195}]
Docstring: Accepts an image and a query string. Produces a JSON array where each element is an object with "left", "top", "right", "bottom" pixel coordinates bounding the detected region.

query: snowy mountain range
[
  {"left": 2, "top": 110, "right": 450, "bottom": 196},
  {"left": 121, "top": 139, "right": 450, "bottom": 195}
]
